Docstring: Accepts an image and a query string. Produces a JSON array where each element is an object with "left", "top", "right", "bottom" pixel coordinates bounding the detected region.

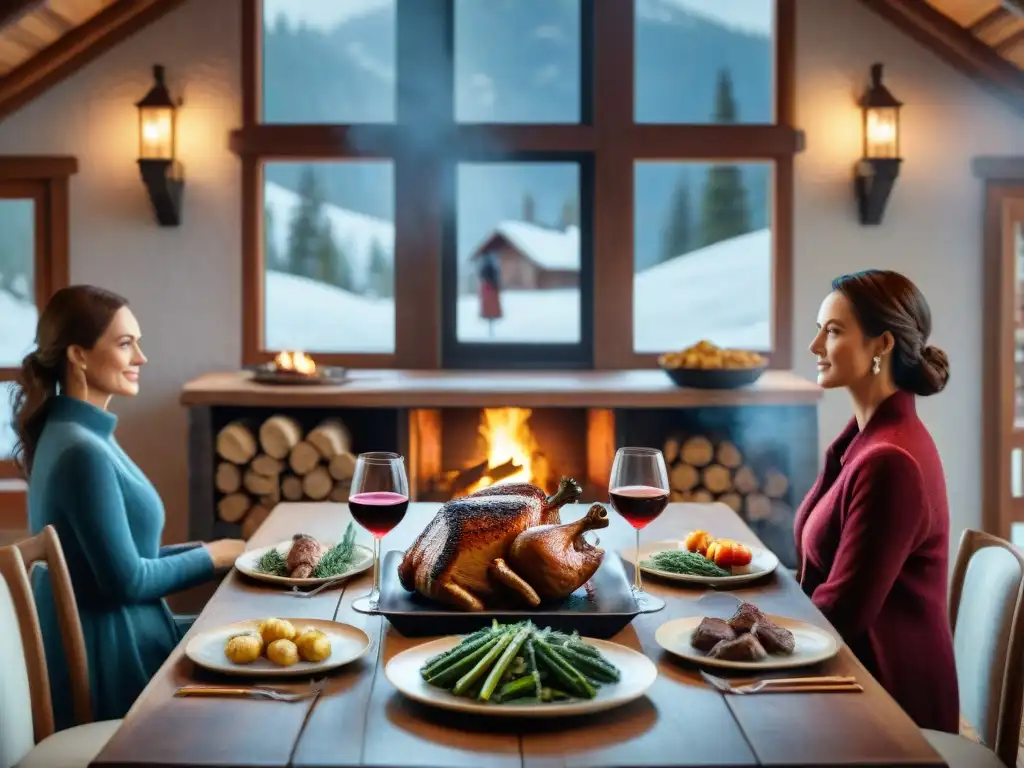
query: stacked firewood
[
  {"left": 214, "top": 415, "right": 356, "bottom": 539},
  {"left": 662, "top": 435, "right": 793, "bottom": 524}
]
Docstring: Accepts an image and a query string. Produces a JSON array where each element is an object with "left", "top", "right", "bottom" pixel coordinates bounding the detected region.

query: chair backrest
[
  {"left": 949, "top": 529, "right": 1024, "bottom": 767},
  {"left": 0, "top": 525, "right": 92, "bottom": 760}
]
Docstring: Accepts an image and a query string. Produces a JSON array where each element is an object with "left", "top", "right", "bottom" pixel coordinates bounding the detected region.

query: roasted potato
[
  {"left": 224, "top": 632, "right": 262, "bottom": 664},
  {"left": 266, "top": 638, "right": 300, "bottom": 667},
  {"left": 295, "top": 628, "right": 332, "bottom": 663}
]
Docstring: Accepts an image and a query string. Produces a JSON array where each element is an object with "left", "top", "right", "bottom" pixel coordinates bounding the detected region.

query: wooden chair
[
  {"left": 0, "top": 524, "right": 121, "bottom": 768},
  {"left": 922, "top": 529, "right": 1024, "bottom": 768}
]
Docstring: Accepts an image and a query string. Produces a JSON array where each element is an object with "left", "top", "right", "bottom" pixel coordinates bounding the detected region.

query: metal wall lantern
[
  {"left": 854, "top": 63, "right": 903, "bottom": 225},
  {"left": 136, "top": 65, "right": 184, "bottom": 226}
]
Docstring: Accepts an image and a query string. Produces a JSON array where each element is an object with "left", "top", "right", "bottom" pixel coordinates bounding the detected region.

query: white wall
[
  {"left": 794, "top": 0, "right": 1024, "bottom": 564},
  {"left": 0, "top": 0, "right": 241, "bottom": 541},
  {"left": 0, "top": 0, "right": 1020, "bottom": 554}
]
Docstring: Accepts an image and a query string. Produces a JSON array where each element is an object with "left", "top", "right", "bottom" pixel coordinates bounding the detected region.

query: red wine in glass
[
  {"left": 348, "top": 491, "right": 409, "bottom": 538},
  {"left": 609, "top": 485, "right": 669, "bottom": 530},
  {"left": 608, "top": 446, "right": 669, "bottom": 614},
  {"left": 349, "top": 452, "right": 409, "bottom": 615}
]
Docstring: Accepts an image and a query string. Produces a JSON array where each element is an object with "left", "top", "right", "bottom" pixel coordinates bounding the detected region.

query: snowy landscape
[
  {"left": 262, "top": 227, "right": 769, "bottom": 351},
  {"left": 0, "top": 0, "right": 776, "bottom": 455}
]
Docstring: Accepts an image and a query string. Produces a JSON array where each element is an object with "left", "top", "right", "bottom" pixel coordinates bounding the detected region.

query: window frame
[
  {"left": 0, "top": 156, "right": 76, "bottom": 482},
  {"left": 235, "top": 0, "right": 798, "bottom": 370}
]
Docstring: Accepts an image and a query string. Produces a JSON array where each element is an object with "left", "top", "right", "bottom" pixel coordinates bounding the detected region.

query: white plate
[
  {"left": 185, "top": 618, "right": 371, "bottom": 677},
  {"left": 655, "top": 614, "right": 839, "bottom": 670},
  {"left": 235, "top": 540, "right": 373, "bottom": 587},
  {"left": 385, "top": 635, "right": 658, "bottom": 717},
  {"left": 632, "top": 539, "right": 779, "bottom": 586}
]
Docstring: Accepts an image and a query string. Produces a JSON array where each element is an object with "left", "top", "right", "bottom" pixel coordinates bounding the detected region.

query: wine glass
[
  {"left": 608, "top": 446, "right": 669, "bottom": 613},
  {"left": 349, "top": 452, "right": 409, "bottom": 615}
]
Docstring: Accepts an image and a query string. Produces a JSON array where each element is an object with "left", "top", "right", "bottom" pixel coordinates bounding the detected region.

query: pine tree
[
  {"left": 560, "top": 196, "right": 579, "bottom": 229},
  {"left": 286, "top": 165, "right": 326, "bottom": 280},
  {"left": 699, "top": 68, "right": 752, "bottom": 247},
  {"left": 366, "top": 238, "right": 393, "bottom": 298},
  {"left": 319, "top": 221, "right": 354, "bottom": 291},
  {"left": 660, "top": 176, "right": 694, "bottom": 262},
  {"left": 264, "top": 204, "right": 280, "bottom": 269}
]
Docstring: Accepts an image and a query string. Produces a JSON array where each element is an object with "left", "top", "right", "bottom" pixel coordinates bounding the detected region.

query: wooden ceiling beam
[
  {"left": 0, "top": 0, "right": 188, "bottom": 122},
  {"left": 997, "top": 27, "right": 1024, "bottom": 54},
  {"left": 969, "top": 6, "right": 1010, "bottom": 35},
  {"left": 0, "top": 1, "right": 46, "bottom": 31},
  {"left": 855, "top": 0, "right": 1024, "bottom": 116}
]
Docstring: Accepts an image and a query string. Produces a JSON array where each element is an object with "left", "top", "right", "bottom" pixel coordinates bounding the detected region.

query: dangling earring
[{"left": 872, "top": 356, "right": 881, "bottom": 375}]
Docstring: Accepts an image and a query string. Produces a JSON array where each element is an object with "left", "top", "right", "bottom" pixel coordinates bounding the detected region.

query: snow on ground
[
  {"left": 0, "top": 291, "right": 35, "bottom": 457},
  {"left": 265, "top": 271, "right": 395, "bottom": 352},
  {"left": 267, "top": 229, "right": 771, "bottom": 351},
  {"left": 634, "top": 229, "right": 772, "bottom": 351}
]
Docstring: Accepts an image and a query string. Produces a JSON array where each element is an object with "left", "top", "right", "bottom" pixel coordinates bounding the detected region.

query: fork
[
  {"left": 175, "top": 679, "right": 327, "bottom": 702},
  {"left": 700, "top": 670, "right": 861, "bottom": 695},
  {"left": 290, "top": 578, "right": 347, "bottom": 598}
]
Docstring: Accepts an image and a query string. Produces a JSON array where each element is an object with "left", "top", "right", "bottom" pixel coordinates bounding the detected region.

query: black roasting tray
[{"left": 375, "top": 549, "right": 641, "bottom": 639}]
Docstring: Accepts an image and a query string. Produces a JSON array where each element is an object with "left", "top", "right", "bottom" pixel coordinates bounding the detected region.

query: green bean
[
  {"left": 534, "top": 640, "right": 597, "bottom": 699},
  {"left": 425, "top": 634, "right": 504, "bottom": 688},
  {"left": 453, "top": 631, "right": 515, "bottom": 696},
  {"left": 551, "top": 645, "right": 620, "bottom": 683},
  {"left": 479, "top": 627, "right": 530, "bottom": 701}
]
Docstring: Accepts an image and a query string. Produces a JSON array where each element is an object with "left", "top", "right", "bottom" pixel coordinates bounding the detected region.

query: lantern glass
[
  {"left": 139, "top": 105, "right": 174, "bottom": 161},
  {"left": 864, "top": 106, "right": 899, "bottom": 159}
]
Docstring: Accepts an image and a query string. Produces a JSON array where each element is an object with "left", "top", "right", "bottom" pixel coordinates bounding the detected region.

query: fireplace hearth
[
  {"left": 182, "top": 368, "right": 822, "bottom": 570},
  {"left": 408, "top": 407, "right": 612, "bottom": 501}
]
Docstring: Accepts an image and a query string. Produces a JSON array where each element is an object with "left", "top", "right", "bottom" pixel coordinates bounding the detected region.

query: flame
[
  {"left": 467, "top": 407, "right": 550, "bottom": 494},
  {"left": 274, "top": 350, "right": 316, "bottom": 375}
]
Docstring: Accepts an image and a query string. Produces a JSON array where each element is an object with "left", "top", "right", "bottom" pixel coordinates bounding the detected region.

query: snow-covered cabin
[{"left": 466, "top": 221, "right": 581, "bottom": 292}]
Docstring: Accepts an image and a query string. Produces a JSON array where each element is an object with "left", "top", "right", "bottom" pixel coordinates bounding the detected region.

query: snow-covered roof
[{"left": 472, "top": 221, "right": 581, "bottom": 272}]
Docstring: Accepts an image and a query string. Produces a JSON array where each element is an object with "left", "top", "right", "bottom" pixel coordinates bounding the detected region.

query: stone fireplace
[{"left": 181, "top": 368, "right": 822, "bottom": 570}]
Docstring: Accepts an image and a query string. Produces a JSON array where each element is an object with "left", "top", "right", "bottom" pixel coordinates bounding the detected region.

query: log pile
[
  {"left": 663, "top": 434, "right": 793, "bottom": 525},
  {"left": 214, "top": 416, "right": 356, "bottom": 539}
]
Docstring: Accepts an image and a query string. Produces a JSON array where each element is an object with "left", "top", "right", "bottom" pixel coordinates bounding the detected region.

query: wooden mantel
[{"left": 180, "top": 369, "right": 822, "bottom": 409}]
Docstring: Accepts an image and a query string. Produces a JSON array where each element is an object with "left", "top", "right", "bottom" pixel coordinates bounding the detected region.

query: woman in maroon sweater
[{"left": 795, "top": 269, "right": 959, "bottom": 733}]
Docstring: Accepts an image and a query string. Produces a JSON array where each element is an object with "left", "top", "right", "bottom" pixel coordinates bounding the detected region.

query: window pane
[
  {"left": 455, "top": 162, "right": 581, "bottom": 343},
  {"left": 262, "top": 0, "right": 396, "bottom": 123},
  {"left": 633, "top": 161, "right": 772, "bottom": 352},
  {"left": 0, "top": 198, "right": 36, "bottom": 368},
  {"left": 1015, "top": 220, "right": 1024, "bottom": 422},
  {"left": 263, "top": 161, "right": 395, "bottom": 353},
  {"left": 455, "top": 0, "right": 581, "bottom": 123},
  {"left": 635, "top": 0, "right": 773, "bottom": 124},
  {"left": 0, "top": 382, "right": 16, "bottom": 459}
]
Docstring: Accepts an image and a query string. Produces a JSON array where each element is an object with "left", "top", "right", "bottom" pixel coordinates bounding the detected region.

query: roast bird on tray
[{"left": 398, "top": 477, "right": 610, "bottom": 611}]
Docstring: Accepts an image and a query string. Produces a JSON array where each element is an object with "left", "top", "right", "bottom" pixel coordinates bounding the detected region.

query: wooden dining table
[{"left": 91, "top": 501, "right": 947, "bottom": 768}]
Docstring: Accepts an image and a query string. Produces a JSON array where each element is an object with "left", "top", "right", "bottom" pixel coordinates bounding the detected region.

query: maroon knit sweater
[{"left": 794, "top": 390, "right": 959, "bottom": 733}]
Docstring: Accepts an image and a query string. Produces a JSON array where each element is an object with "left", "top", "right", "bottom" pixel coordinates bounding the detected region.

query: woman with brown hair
[
  {"left": 796, "top": 269, "right": 958, "bottom": 732},
  {"left": 11, "top": 284, "right": 245, "bottom": 729}
]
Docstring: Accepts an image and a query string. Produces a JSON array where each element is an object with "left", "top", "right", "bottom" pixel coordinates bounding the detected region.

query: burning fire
[
  {"left": 468, "top": 407, "right": 551, "bottom": 494},
  {"left": 274, "top": 350, "right": 317, "bottom": 375}
]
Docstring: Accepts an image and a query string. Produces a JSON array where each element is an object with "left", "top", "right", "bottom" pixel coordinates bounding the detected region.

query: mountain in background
[{"left": 262, "top": 0, "right": 773, "bottom": 271}]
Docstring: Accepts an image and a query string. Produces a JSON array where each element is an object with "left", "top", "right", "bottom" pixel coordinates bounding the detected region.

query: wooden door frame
[{"left": 976, "top": 157, "right": 1024, "bottom": 539}]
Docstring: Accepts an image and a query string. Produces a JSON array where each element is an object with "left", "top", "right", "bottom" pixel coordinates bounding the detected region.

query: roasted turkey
[{"left": 397, "top": 476, "right": 608, "bottom": 611}]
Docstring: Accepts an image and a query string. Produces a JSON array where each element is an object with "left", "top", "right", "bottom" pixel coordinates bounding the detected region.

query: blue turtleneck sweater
[{"left": 28, "top": 395, "right": 215, "bottom": 729}]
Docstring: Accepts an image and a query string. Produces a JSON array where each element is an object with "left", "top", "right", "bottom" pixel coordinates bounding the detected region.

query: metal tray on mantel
[{"left": 376, "top": 549, "right": 641, "bottom": 639}]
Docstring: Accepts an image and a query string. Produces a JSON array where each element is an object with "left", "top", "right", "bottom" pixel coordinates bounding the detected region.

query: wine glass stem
[
  {"left": 634, "top": 528, "right": 643, "bottom": 594},
  {"left": 370, "top": 536, "right": 381, "bottom": 604}
]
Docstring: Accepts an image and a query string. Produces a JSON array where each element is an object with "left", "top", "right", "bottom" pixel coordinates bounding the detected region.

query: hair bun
[{"left": 914, "top": 345, "right": 949, "bottom": 396}]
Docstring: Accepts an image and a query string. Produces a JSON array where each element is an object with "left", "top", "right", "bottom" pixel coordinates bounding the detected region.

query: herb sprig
[{"left": 253, "top": 522, "right": 359, "bottom": 579}]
